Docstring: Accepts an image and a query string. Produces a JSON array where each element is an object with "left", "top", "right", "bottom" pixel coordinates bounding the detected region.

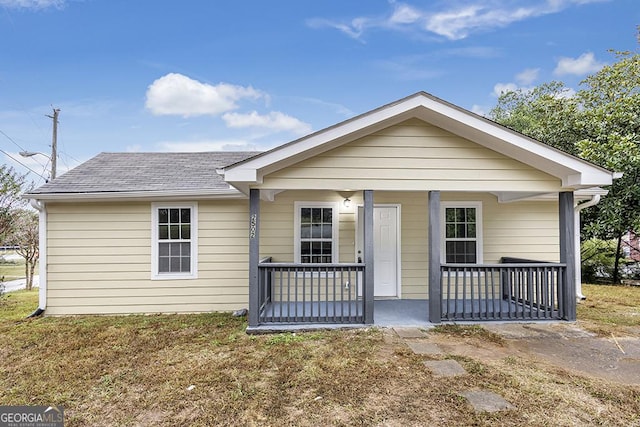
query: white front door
[{"left": 357, "top": 205, "right": 399, "bottom": 297}]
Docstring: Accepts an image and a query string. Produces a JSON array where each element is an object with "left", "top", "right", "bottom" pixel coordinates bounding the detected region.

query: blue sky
[{"left": 0, "top": 0, "right": 638, "bottom": 185}]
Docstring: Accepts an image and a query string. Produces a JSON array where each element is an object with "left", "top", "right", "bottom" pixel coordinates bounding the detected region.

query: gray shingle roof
[{"left": 27, "top": 152, "right": 261, "bottom": 195}]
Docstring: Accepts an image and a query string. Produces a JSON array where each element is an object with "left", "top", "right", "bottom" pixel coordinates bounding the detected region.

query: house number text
[{"left": 249, "top": 214, "right": 257, "bottom": 239}]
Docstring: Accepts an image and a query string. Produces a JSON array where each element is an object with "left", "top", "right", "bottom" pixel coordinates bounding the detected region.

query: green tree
[
  {"left": 574, "top": 48, "right": 640, "bottom": 283},
  {"left": 490, "top": 36, "right": 640, "bottom": 283},
  {"left": 0, "top": 165, "right": 27, "bottom": 244},
  {"left": 490, "top": 81, "right": 580, "bottom": 155}
]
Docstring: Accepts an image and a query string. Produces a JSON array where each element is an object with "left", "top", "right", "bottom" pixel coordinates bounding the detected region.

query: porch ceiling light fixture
[{"left": 338, "top": 190, "right": 355, "bottom": 209}]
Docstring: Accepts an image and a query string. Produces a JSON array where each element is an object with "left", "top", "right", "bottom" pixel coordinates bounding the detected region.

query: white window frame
[
  {"left": 294, "top": 201, "right": 340, "bottom": 264},
  {"left": 151, "top": 202, "right": 198, "bottom": 280},
  {"left": 440, "top": 201, "right": 483, "bottom": 264}
]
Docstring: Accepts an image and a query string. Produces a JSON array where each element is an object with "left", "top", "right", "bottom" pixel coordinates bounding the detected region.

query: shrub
[{"left": 581, "top": 239, "right": 617, "bottom": 283}]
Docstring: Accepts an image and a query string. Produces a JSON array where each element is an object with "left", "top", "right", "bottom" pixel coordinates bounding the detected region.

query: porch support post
[
  {"left": 363, "top": 190, "right": 375, "bottom": 324},
  {"left": 559, "top": 191, "right": 576, "bottom": 321},
  {"left": 428, "top": 191, "right": 442, "bottom": 323},
  {"left": 248, "top": 188, "right": 260, "bottom": 327}
]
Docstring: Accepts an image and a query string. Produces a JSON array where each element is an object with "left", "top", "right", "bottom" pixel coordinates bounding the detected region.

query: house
[
  {"left": 623, "top": 231, "right": 640, "bottom": 262},
  {"left": 24, "top": 92, "right": 617, "bottom": 329}
]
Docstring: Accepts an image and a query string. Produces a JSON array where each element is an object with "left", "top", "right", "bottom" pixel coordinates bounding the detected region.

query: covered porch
[
  {"left": 220, "top": 93, "right": 614, "bottom": 330},
  {"left": 247, "top": 189, "right": 576, "bottom": 328}
]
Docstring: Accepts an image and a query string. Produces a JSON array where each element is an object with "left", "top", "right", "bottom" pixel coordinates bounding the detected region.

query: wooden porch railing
[
  {"left": 258, "top": 258, "right": 365, "bottom": 324},
  {"left": 440, "top": 263, "right": 566, "bottom": 321}
]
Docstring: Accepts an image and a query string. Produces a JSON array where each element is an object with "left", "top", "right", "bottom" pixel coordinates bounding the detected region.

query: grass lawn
[
  {"left": 0, "top": 253, "right": 37, "bottom": 282},
  {"left": 578, "top": 283, "right": 640, "bottom": 336},
  {"left": 1, "top": 286, "right": 639, "bottom": 426},
  {"left": 0, "top": 262, "right": 28, "bottom": 281}
]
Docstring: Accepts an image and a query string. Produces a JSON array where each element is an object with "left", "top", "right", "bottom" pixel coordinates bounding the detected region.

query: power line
[
  {"left": 54, "top": 116, "right": 82, "bottom": 173},
  {"left": 1, "top": 112, "right": 79, "bottom": 180},
  {"left": 0, "top": 129, "right": 28, "bottom": 153},
  {"left": 0, "top": 147, "right": 49, "bottom": 181},
  {"left": 0, "top": 128, "right": 50, "bottom": 184}
]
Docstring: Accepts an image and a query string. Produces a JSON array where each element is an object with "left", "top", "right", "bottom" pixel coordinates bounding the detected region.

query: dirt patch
[
  {"left": 428, "top": 323, "right": 640, "bottom": 386},
  {"left": 509, "top": 334, "right": 640, "bottom": 385}
]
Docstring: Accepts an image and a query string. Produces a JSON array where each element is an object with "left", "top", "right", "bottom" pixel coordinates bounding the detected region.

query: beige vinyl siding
[
  {"left": 260, "top": 190, "right": 559, "bottom": 300},
  {"left": 438, "top": 193, "right": 560, "bottom": 301},
  {"left": 260, "top": 191, "right": 356, "bottom": 264},
  {"left": 45, "top": 200, "right": 250, "bottom": 315},
  {"left": 261, "top": 191, "right": 430, "bottom": 299},
  {"left": 441, "top": 193, "right": 560, "bottom": 264},
  {"left": 45, "top": 191, "right": 561, "bottom": 313},
  {"left": 257, "top": 118, "right": 562, "bottom": 192}
]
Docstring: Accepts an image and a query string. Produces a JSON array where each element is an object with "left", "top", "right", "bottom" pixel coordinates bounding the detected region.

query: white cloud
[
  {"left": 389, "top": 3, "right": 421, "bottom": 24},
  {"left": 156, "top": 140, "right": 262, "bottom": 152},
  {"left": 515, "top": 68, "right": 540, "bottom": 85},
  {"left": 0, "top": 0, "right": 64, "bottom": 9},
  {"left": 145, "top": 73, "right": 264, "bottom": 117},
  {"left": 293, "top": 97, "right": 354, "bottom": 117},
  {"left": 222, "top": 111, "right": 312, "bottom": 136},
  {"left": 426, "top": 5, "right": 547, "bottom": 40},
  {"left": 553, "top": 52, "right": 605, "bottom": 76},
  {"left": 492, "top": 82, "right": 519, "bottom": 97},
  {"left": 492, "top": 66, "right": 542, "bottom": 97},
  {"left": 309, "top": 1, "right": 608, "bottom": 41},
  {"left": 145, "top": 73, "right": 310, "bottom": 139},
  {"left": 306, "top": 18, "right": 368, "bottom": 40},
  {"left": 306, "top": 2, "right": 424, "bottom": 41}
]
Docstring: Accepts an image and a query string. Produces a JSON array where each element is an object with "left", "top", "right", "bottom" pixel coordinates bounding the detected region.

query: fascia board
[
  {"left": 221, "top": 167, "right": 258, "bottom": 183},
  {"left": 564, "top": 172, "right": 613, "bottom": 188},
  {"left": 493, "top": 187, "right": 609, "bottom": 203},
  {"left": 23, "top": 188, "right": 247, "bottom": 202}
]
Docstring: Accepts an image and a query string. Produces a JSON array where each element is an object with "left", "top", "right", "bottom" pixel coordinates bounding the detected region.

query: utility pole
[{"left": 46, "top": 108, "right": 60, "bottom": 180}]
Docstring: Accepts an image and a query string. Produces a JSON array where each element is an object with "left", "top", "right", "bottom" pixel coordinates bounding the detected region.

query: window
[
  {"left": 441, "top": 202, "right": 482, "bottom": 264},
  {"left": 294, "top": 202, "right": 339, "bottom": 263},
  {"left": 152, "top": 203, "right": 198, "bottom": 279}
]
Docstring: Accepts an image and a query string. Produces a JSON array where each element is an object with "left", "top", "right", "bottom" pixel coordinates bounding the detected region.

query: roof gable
[
  {"left": 257, "top": 119, "right": 563, "bottom": 193},
  {"left": 223, "top": 92, "right": 614, "bottom": 191}
]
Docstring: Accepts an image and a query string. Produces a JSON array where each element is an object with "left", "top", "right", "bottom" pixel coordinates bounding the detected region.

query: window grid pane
[
  {"left": 444, "top": 206, "right": 478, "bottom": 264},
  {"left": 157, "top": 207, "right": 192, "bottom": 274},
  {"left": 300, "top": 206, "right": 333, "bottom": 263}
]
